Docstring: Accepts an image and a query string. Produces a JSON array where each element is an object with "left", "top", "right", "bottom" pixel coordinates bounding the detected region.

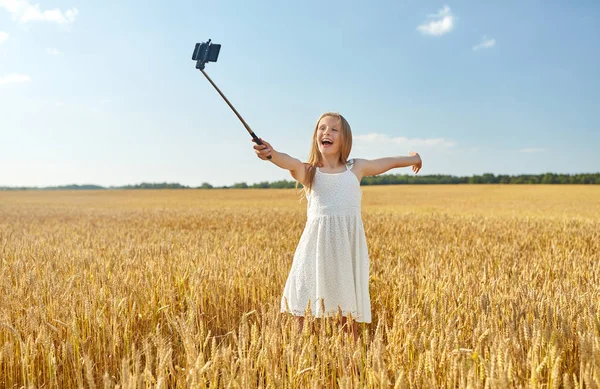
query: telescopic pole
[{"left": 199, "top": 69, "right": 272, "bottom": 159}]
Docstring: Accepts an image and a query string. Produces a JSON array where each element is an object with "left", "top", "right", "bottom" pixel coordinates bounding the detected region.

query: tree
[
  {"left": 482, "top": 173, "right": 496, "bottom": 184},
  {"left": 541, "top": 173, "right": 555, "bottom": 184},
  {"left": 251, "top": 181, "right": 271, "bottom": 188}
]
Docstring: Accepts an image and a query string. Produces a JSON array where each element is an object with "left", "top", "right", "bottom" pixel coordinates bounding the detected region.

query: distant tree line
[
  {"left": 1, "top": 173, "right": 598, "bottom": 191},
  {"left": 0, "top": 183, "right": 189, "bottom": 191},
  {"left": 225, "top": 173, "right": 600, "bottom": 188},
  {"left": 361, "top": 172, "right": 600, "bottom": 185},
  {"left": 118, "top": 183, "right": 189, "bottom": 190}
]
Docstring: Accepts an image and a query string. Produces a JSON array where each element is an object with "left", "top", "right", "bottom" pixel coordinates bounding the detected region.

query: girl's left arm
[{"left": 353, "top": 152, "right": 422, "bottom": 180}]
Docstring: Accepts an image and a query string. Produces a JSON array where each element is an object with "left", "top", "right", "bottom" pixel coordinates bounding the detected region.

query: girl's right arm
[{"left": 252, "top": 138, "right": 307, "bottom": 185}]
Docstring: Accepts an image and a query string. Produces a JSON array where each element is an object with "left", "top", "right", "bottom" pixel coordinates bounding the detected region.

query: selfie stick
[{"left": 192, "top": 39, "right": 271, "bottom": 159}]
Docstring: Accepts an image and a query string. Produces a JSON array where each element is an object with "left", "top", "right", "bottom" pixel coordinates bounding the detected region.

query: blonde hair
[{"left": 298, "top": 112, "right": 353, "bottom": 196}]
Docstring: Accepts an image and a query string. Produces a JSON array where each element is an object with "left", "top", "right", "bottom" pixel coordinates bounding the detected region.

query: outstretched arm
[
  {"left": 252, "top": 138, "right": 307, "bottom": 185},
  {"left": 353, "top": 152, "right": 422, "bottom": 181}
]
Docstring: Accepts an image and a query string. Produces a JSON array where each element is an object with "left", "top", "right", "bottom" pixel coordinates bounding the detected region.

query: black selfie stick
[{"left": 192, "top": 39, "right": 271, "bottom": 159}]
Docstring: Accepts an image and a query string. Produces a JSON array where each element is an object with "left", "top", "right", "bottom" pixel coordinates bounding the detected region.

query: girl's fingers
[
  {"left": 252, "top": 138, "right": 272, "bottom": 160},
  {"left": 255, "top": 149, "right": 270, "bottom": 160}
]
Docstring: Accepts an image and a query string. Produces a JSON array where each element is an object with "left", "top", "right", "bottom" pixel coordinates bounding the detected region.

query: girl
[{"left": 252, "top": 112, "right": 422, "bottom": 339}]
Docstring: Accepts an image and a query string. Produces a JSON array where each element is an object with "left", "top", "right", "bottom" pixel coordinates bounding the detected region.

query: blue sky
[{"left": 1, "top": 0, "right": 598, "bottom": 187}]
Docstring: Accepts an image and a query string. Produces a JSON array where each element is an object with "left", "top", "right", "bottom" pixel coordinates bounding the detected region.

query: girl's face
[{"left": 316, "top": 116, "right": 342, "bottom": 157}]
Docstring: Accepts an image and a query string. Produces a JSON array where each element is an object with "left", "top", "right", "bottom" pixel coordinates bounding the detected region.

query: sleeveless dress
[{"left": 280, "top": 159, "right": 372, "bottom": 323}]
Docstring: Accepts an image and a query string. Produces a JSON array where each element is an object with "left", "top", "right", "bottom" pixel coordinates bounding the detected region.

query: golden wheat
[{"left": 0, "top": 185, "right": 599, "bottom": 387}]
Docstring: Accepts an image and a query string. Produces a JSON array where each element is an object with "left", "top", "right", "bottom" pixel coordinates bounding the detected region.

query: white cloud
[
  {"left": 417, "top": 6, "right": 454, "bottom": 36},
  {"left": 46, "top": 47, "right": 60, "bottom": 55},
  {"left": 473, "top": 36, "right": 496, "bottom": 51},
  {"left": 0, "top": 72, "right": 31, "bottom": 85},
  {"left": 519, "top": 148, "right": 545, "bottom": 153},
  {"left": 351, "top": 133, "right": 456, "bottom": 161},
  {"left": 55, "top": 101, "right": 64, "bottom": 107},
  {"left": 354, "top": 133, "right": 456, "bottom": 149},
  {"left": 0, "top": 0, "right": 78, "bottom": 25},
  {"left": 0, "top": 31, "right": 7, "bottom": 44}
]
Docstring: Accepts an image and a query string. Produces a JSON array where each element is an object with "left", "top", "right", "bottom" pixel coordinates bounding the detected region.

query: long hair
[{"left": 298, "top": 112, "right": 353, "bottom": 196}]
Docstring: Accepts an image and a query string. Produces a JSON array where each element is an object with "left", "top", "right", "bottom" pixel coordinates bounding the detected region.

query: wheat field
[{"left": 1, "top": 185, "right": 599, "bottom": 388}]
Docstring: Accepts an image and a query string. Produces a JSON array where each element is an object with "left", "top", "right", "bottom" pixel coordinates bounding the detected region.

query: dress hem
[{"left": 279, "top": 308, "right": 371, "bottom": 323}]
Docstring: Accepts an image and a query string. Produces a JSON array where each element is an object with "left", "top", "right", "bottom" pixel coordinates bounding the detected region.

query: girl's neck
[{"left": 320, "top": 155, "right": 344, "bottom": 170}]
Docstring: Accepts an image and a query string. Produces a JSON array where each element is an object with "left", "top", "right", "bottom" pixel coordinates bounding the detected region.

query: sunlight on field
[{"left": 1, "top": 185, "right": 599, "bottom": 388}]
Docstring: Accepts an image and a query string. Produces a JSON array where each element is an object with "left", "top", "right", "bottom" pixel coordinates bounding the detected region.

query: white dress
[{"left": 280, "top": 159, "right": 372, "bottom": 323}]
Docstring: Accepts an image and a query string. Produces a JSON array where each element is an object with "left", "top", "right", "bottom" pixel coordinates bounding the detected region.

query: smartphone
[{"left": 192, "top": 40, "right": 221, "bottom": 69}]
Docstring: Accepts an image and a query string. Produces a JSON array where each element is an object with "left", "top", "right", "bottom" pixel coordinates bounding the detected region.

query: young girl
[{"left": 252, "top": 112, "right": 422, "bottom": 338}]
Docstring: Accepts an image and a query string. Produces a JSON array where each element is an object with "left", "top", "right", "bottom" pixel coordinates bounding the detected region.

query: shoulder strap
[{"left": 345, "top": 159, "right": 355, "bottom": 170}]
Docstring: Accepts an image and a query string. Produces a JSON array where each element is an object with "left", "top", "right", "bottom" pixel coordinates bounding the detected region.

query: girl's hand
[
  {"left": 252, "top": 138, "right": 274, "bottom": 160},
  {"left": 410, "top": 151, "right": 422, "bottom": 174}
]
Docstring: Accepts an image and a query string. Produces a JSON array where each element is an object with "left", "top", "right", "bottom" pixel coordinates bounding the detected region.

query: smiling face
[
  {"left": 316, "top": 115, "right": 343, "bottom": 157},
  {"left": 306, "top": 112, "right": 354, "bottom": 190}
]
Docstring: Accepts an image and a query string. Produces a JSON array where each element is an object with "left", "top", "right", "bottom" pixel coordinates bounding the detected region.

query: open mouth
[{"left": 321, "top": 139, "right": 333, "bottom": 148}]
